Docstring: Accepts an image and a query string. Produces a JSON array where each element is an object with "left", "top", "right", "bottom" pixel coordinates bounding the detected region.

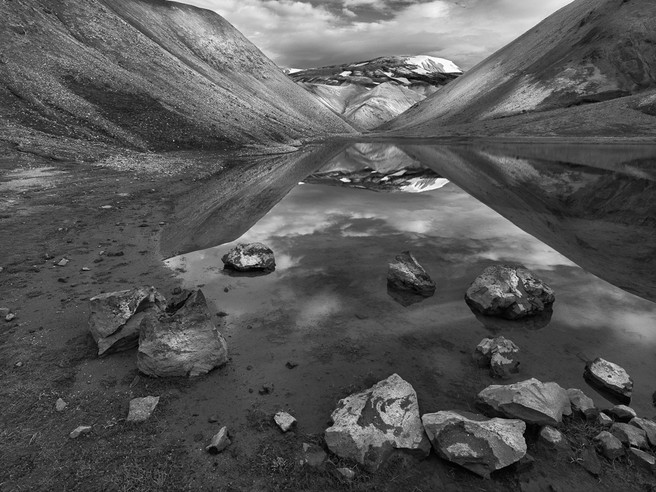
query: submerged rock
[
  {"left": 473, "top": 336, "right": 520, "bottom": 379},
  {"left": 88, "top": 286, "right": 166, "bottom": 356},
  {"left": 465, "top": 265, "right": 555, "bottom": 319},
  {"left": 387, "top": 251, "right": 436, "bottom": 297},
  {"left": 421, "top": 410, "right": 526, "bottom": 479},
  {"left": 137, "top": 290, "right": 228, "bottom": 377},
  {"left": 126, "top": 396, "right": 159, "bottom": 422},
  {"left": 324, "top": 373, "right": 430, "bottom": 471},
  {"left": 477, "top": 378, "right": 571, "bottom": 426},
  {"left": 583, "top": 358, "right": 633, "bottom": 404},
  {"left": 222, "top": 243, "right": 275, "bottom": 272}
]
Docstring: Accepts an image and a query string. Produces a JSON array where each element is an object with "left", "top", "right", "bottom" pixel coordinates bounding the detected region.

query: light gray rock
[
  {"left": 567, "top": 388, "right": 597, "bottom": 419},
  {"left": 538, "top": 426, "right": 568, "bottom": 451},
  {"left": 465, "top": 265, "right": 555, "bottom": 319},
  {"left": 137, "top": 290, "right": 228, "bottom": 378},
  {"left": 5, "top": 312, "right": 16, "bottom": 322},
  {"left": 88, "top": 286, "right": 166, "bottom": 356},
  {"left": 222, "top": 243, "right": 275, "bottom": 272},
  {"left": 610, "top": 423, "right": 648, "bottom": 449},
  {"left": 387, "top": 251, "right": 436, "bottom": 297},
  {"left": 274, "top": 412, "right": 297, "bottom": 433},
  {"left": 206, "top": 426, "right": 230, "bottom": 454},
  {"left": 630, "top": 417, "right": 656, "bottom": 447},
  {"left": 70, "top": 425, "right": 92, "bottom": 439},
  {"left": 583, "top": 358, "right": 633, "bottom": 404},
  {"left": 55, "top": 398, "right": 67, "bottom": 412},
  {"left": 594, "top": 431, "right": 624, "bottom": 459},
  {"left": 324, "top": 373, "right": 430, "bottom": 471},
  {"left": 605, "top": 405, "right": 637, "bottom": 423},
  {"left": 477, "top": 378, "right": 571, "bottom": 426},
  {"left": 597, "top": 413, "right": 614, "bottom": 427},
  {"left": 422, "top": 410, "right": 527, "bottom": 479},
  {"left": 473, "top": 336, "right": 520, "bottom": 379},
  {"left": 337, "top": 468, "right": 356, "bottom": 480},
  {"left": 490, "top": 351, "right": 520, "bottom": 380},
  {"left": 126, "top": 396, "right": 159, "bottom": 422},
  {"left": 628, "top": 447, "right": 656, "bottom": 472}
]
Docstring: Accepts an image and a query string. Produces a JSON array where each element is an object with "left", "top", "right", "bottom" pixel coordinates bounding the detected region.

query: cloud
[{"left": 172, "top": 0, "right": 573, "bottom": 69}]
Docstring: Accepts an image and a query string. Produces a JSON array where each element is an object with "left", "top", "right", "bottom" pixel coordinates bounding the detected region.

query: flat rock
[
  {"left": 274, "top": 412, "right": 297, "bottom": 433},
  {"left": 422, "top": 410, "right": 527, "bottom": 479},
  {"left": 387, "top": 251, "right": 436, "bottom": 297},
  {"left": 88, "top": 286, "right": 166, "bottom": 356},
  {"left": 465, "top": 265, "right": 555, "bottom": 319},
  {"left": 70, "top": 426, "right": 92, "bottom": 439},
  {"left": 222, "top": 243, "right": 275, "bottom": 272},
  {"left": 137, "top": 290, "right": 228, "bottom": 377},
  {"left": 628, "top": 447, "right": 656, "bottom": 472},
  {"left": 610, "top": 423, "right": 648, "bottom": 449},
  {"left": 324, "top": 373, "right": 430, "bottom": 471},
  {"left": 605, "top": 405, "right": 637, "bottom": 423},
  {"left": 206, "top": 426, "right": 230, "bottom": 454},
  {"left": 126, "top": 396, "right": 159, "bottom": 422},
  {"left": 567, "top": 388, "right": 597, "bottom": 419},
  {"left": 594, "top": 431, "right": 624, "bottom": 460},
  {"left": 583, "top": 358, "right": 633, "bottom": 404},
  {"left": 630, "top": 417, "right": 656, "bottom": 447},
  {"left": 476, "top": 378, "right": 571, "bottom": 426}
]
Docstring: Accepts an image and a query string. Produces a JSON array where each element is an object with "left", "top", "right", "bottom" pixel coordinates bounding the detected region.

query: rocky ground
[{"left": 1, "top": 143, "right": 656, "bottom": 491}]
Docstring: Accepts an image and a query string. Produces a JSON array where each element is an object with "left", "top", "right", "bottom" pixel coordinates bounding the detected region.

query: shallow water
[{"left": 166, "top": 141, "right": 656, "bottom": 428}]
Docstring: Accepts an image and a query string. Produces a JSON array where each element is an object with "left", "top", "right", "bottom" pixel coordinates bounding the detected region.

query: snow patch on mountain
[{"left": 404, "top": 55, "right": 463, "bottom": 75}]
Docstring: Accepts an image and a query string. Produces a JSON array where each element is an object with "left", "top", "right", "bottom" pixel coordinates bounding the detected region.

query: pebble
[
  {"left": 70, "top": 426, "right": 92, "bottom": 439},
  {"left": 100, "top": 205, "right": 113, "bottom": 209},
  {"left": 81, "top": 267, "right": 90, "bottom": 271},
  {"left": 6, "top": 313, "right": 16, "bottom": 321},
  {"left": 56, "top": 258, "right": 69, "bottom": 266},
  {"left": 337, "top": 468, "right": 356, "bottom": 480},
  {"left": 55, "top": 398, "right": 67, "bottom": 412},
  {"left": 15, "top": 361, "right": 23, "bottom": 367},
  {"left": 274, "top": 412, "right": 297, "bottom": 432}
]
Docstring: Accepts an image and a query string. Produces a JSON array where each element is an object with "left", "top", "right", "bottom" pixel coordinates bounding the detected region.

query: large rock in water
[
  {"left": 324, "top": 374, "right": 430, "bottom": 471},
  {"left": 465, "top": 265, "right": 554, "bottom": 319},
  {"left": 387, "top": 251, "right": 436, "bottom": 297},
  {"left": 222, "top": 243, "right": 275, "bottom": 272},
  {"left": 476, "top": 378, "right": 571, "bottom": 426},
  {"left": 88, "top": 287, "right": 166, "bottom": 356},
  {"left": 422, "top": 410, "right": 527, "bottom": 479},
  {"left": 584, "top": 358, "right": 633, "bottom": 404},
  {"left": 137, "top": 290, "right": 228, "bottom": 377}
]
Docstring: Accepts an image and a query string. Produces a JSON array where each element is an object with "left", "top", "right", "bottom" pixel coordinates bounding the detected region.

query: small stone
[
  {"left": 538, "top": 426, "right": 567, "bottom": 451},
  {"left": 584, "top": 358, "right": 633, "bottom": 404},
  {"left": 126, "top": 396, "right": 160, "bottom": 422},
  {"left": 70, "top": 426, "right": 92, "bottom": 439},
  {"left": 605, "top": 405, "right": 637, "bottom": 423},
  {"left": 567, "top": 388, "right": 597, "bottom": 419},
  {"left": 610, "top": 423, "right": 648, "bottom": 449},
  {"left": 628, "top": 447, "right": 656, "bottom": 472},
  {"left": 55, "top": 398, "right": 67, "bottom": 412},
  {"left": 274, "top": 412, "right": 297, "bottom": 432},
  {"left": 15, "top": 361, "right": 23, "bottom": 367},
  {"left": 206, "top": 426, "right": 230, "bottom": 454},
  {"left": 6, "top": 313, "right": 16, "bottom": 322},
  {"left": 301, "top": 443, "right": 327, "bottom": 468},
  {"left": 285, "top": 361, "right": 298, "bottom": 369},
  {"left": 597, "top": 413, "right": 614, "bottom": 427},
  {"left": 629, "top": 418, "right": 656, "bottom": 447},
  {"left": 594, "top": 431, "right": 624, "bottom": 460},
  {"left": 57, "top": 258, "right": 69, "bottom": 266},
  {"left": 100, "top": 205, "right": 113, "bottom": 209},
  {"left": 337, "top": 468, "right": 356, "bottom": 480},
  {"left": 259, "top": 384, "right": 274, "bottom": 395},
  {"left": 81, "top": 267, "right": 90, "bottom": 271}
]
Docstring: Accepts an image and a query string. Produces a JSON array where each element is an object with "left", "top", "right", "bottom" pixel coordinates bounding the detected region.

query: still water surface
[{"left": 166, "top": 142, "right": 656, "bottom": 428}]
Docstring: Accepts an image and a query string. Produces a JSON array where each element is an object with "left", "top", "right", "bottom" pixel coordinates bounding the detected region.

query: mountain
[
  {"left": 0, "top": 0, "right": 355, "bottom": 159},
  {"left": 385, "top": 0, "right": 656, "bottom": 137},
  {"left": 288, "top": 55, "right": 462, "bottom": 130}
]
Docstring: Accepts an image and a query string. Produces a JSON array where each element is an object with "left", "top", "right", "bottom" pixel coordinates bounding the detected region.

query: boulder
[
  {"left": 610, "top": 423, "right": 649, "bottom": 449},
  {"left": 274, "top": 412, "right": 297, "bottom": 433},
  {"left": 630, "top": 418, "right": 656, "bottom": 447},
  {"left": 206, "top": 426, "right": 231, "bottom": 454},
  {"left": 594, "top": 431, "right": 624, "bottom": 460},
  {"left": 566, "top": 388, "right": 597, "bottom": 419},
  {"left": 222, "top": 243, "right": 275, "bottom": 272},
  {"left": 465, "top": 265, "right": 555, "bottom": 319},
  {"left": 88, "top": 286, "right": 166, "bottom": 356},
  {"left": 126, "top": 396, "right": 159, "bottom": 422},
  {"left": 137, "top": 290, "right": 228, "bottom": 377},
  {"left": 324, "top": 373, "right": 430, "bottom": 471},
  {"left": 583, "top": 358, "right": 633, "bottom": 404},
  {"left": 476, "top": 378, "right": 571, "bottom": 426},
  {"left": 386, "top": 251, "right": 436, "bottom": 297},
  {"left": 605, "top": 405, "right": 637, "bottom": 423},
  {"left": 421, "top": 410, "right": 527, "bottom": 479}
]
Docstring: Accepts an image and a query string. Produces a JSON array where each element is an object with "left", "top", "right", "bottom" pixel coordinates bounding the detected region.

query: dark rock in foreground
[
  {"left": 422, "top": 410, "right": 526, "bottom": 479},
  {"left": 465, "top": 265, "right": 554, "bottom": 319},
  {"left": 222, "top": 243, "right": 275, "bottom": 272},
  {"left": 583, "top": 357, "right": 633, "bottom": 404},
  {"left": 387, "top": 251, "right": 436, "bottom": 297}
]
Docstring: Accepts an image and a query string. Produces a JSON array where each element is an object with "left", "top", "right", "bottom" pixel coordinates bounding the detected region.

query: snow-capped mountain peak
[{"left": 403, "top": 55, "right": 463, "bottom": 75}]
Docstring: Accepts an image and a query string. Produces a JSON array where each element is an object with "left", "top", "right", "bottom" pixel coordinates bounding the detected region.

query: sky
[{"left": 174, "top": 0, "right": 573, "bottom": 70}]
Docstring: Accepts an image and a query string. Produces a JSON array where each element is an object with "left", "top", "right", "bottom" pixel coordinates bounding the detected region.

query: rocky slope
[
  {"left": 0, "top": 0, "right": 355, "bottom": 158},
  {"left": 385, "top": 0, "right": 656, "bottom": 136},
  {"left": 289, "top": 56, "right": 461, "bottom": 130}
]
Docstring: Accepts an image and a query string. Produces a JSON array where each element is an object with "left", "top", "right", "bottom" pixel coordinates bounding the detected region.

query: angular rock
[
  {"left": 55, "top": 398, "right": 67, "bottom": 412},
  {"left": 465, "top": 265, "right": 555, "bottom": 319},
  {"left": 70, "top": 426, "right": 92, "bottom": 439},
  {"left": 324, "top": 373, "right": 430, "bottom": 471},
  {"left": 630, "top": 417, "right": 656, "bottom": 447},
  {"left": 610, "top": 423, "right": 648, "bottom": 449},
  {"left": 597, "top": 412, "right": 614, "bottom": 427},
  {"left": 538, "top": 426, "right": 568, "bottom": 451},
  {"left": 274, "top": 411, "right": 297, "bottom": 433},
  {"left": 300, "top": 443, "right": 327, "bottom": 468},
  {"left": 490, "top": 351, "right": 520, "bottom": 380},
  {"left": 386, "top": 251, "right": 436, "bottom": 297},
  {"left": 421, "top": 410, "right": 527, "bottom": 479},
  {"left": 137, "top": 290, "right": 228, "bottom": 377},
  {"left": 628, "top": 447, "right": 656, "bottom": 472},
  {"left": 88, "top": 286, "right": 166, "bottom": 356},
  {"left": 473, "top": 336, "right": 519, "bottom": 367},
  {"left": 594, "top": 431, "right": 624, "bottom": 460},
  {"left": 222, "top": 243, "right": 275, "bottom": 272},
  {"left": 567, "top": 388, "right": 597, "bottom": 419},
  {"left": 126, "top": 396, "right": 159, "bottom": 422},
  {"left": 206, "top": 426, "right": 230, "bottom": 454},
  {"left": 605, "top": 405, "right": 637, "bottom": 423},
  {"left": 476, "top": 378, "right": 571, "bottom": 426},
  {"left": 583, "top": 358, "right": 633, "bottom": 404}
]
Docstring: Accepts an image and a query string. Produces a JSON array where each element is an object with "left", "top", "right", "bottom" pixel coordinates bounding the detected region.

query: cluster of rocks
[{"left": 88, "top": 286, "right": 228, "bottom": 377}]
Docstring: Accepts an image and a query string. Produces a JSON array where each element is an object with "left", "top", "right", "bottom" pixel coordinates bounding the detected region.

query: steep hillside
[
  {"left": 289, "top": 55, "right": 461, "bottom": 130},
  {"left": 386, "top": 0, "right": 656, "bottom": 134},
  {"left": 0, "top": 0, "right": 355, "bottom": 158}
]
